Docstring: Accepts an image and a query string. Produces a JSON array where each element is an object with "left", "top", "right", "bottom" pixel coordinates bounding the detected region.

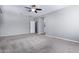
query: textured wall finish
[
  {"left": 44, "top": 6, "right": 79, "bottom": 41},
  {"left": 0, "top": 6, "right": 34, "bottom": 36}
]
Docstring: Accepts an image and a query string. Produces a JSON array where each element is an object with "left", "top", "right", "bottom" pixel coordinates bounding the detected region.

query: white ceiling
[{"left": 1, "top": 5, "right": 68, "bottom": 17}]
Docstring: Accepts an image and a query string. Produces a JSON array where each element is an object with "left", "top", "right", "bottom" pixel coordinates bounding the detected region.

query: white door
[{"left": 30, "top": 21, "right": 35, "bottom": 33}]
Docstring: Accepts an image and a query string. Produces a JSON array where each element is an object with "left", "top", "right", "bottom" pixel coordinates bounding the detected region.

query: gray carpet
[{"left": 0, "top": 34, "right": 79, "bottom": 53}]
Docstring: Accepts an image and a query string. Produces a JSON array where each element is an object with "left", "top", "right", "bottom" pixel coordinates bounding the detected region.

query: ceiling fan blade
[
  {"left": 35, "top": 10, "right": 37, "bottom": 13},
  {"left": 25, "top": 7, "right": 31, "bottom": 9},
  {"left": 36, "top": 8, "right": 42, "bottom": 10},
  {"left": 28, "top": 10, "right": 31, "bottom": 12}
]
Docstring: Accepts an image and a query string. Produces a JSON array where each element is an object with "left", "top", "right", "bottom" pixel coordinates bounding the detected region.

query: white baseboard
[
  {"left": 0, "top": 33, "right": 29, "bottom": 37},
  {"left": 46, "top": 35, "right": 79, "bottom": 43}
]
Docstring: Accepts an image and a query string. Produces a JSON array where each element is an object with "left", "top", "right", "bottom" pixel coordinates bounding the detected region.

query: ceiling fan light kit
[
  {"left": 25, "top": 5, "right": 42, "bottom": 13},
  {"left": 32, "top": 8, "right": 36, "bottom": 11}
]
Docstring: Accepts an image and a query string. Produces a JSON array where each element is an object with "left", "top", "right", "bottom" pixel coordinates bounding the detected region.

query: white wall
[
  {"left": 44, "top": 6, "right": 79, "bottom": 41},
  {"left": 0, "top": 6, "right": 34, "bottom": 36}
]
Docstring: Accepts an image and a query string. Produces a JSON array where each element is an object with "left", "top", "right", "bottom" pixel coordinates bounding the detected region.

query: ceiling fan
[{"left": 25, "top": 5, "right": 42, "bottom": 13}]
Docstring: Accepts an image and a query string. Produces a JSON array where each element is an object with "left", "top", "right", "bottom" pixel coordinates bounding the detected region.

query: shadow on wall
[
  {"left": 0, "top": 14, "right": 3, "bottom": 26},
  {"left": 0, "top": 8, "right": 3, "bottom": 35}
]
